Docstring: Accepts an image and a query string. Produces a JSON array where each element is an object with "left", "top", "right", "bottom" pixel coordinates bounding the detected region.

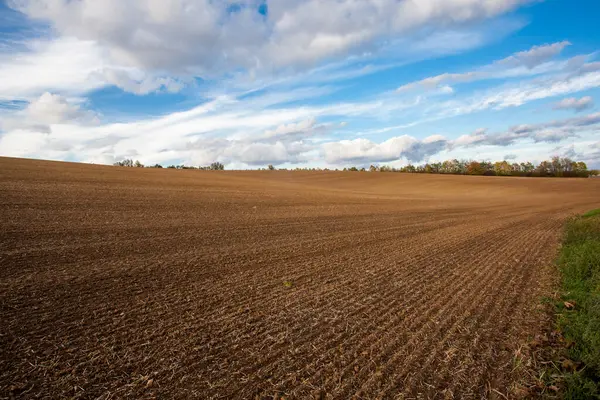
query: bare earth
[{"left": 1, "top": 157, "right": 599, "bottom": 399}]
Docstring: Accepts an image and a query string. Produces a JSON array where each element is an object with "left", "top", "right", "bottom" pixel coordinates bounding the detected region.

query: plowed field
[{"left": 1, "top": 157, "right": 599, "bottom": 399}]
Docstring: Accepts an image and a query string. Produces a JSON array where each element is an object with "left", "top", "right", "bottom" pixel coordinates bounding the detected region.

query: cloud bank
[{"left": 9, "top": 0, "right": 530, "bottom": 75}]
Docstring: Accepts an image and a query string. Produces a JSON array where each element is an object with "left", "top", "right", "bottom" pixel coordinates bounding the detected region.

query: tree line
[
  {"left": 113, "top": 159, "right": 224, "bottom": 170},
  {"left": 269, "top": 157, "right": 598, "bottom": 177},
  {"left": 367, "top": 157, "right": 597, "bottom": 177},
  {"left": 114, "top": 157, "right": 599, "bottom": 177}
]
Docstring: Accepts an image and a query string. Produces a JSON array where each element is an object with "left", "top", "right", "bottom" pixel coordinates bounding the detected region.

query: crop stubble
[{"left": 1, "top": 157, "right": 600, "bottom": 399}]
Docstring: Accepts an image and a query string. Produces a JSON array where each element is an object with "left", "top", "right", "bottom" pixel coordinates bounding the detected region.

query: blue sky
[{"left": 1, "top": 0, "right": 599, "bottom": 168}]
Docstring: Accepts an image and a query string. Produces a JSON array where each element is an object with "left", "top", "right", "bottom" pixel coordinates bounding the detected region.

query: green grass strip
[
  {"left": 582, "top": 209, "right": 600, "bottom": 219},
  {"left": 556, "top": 210, "right": 600, "bottom": 398}
]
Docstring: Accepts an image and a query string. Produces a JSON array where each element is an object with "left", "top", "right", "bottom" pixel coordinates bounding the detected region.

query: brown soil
[{"left": 1, "top": 157, "right": 599, "bottom": 399}]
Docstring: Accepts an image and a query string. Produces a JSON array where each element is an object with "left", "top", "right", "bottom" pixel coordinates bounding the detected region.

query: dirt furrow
[{"left": 2, "top": 157, "right": 600, "bottom": 399}]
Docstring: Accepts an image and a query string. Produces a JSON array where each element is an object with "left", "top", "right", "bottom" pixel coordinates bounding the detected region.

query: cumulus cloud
[
  {"left": 397, "top": 41, "right": 571, "bottom": 93},
  {"left": 0, "top": 92, "right": 101, "bottom": 160},
  {"left": 0, "top": 37, "right": 188, "bottom": 99},
  {"left": 26, "top": 93, "right": 92, "bottom": 124},
  {"left": 216, "top": 118, "right": 331, "bottom": 165},
  {"left": 452, "top": 128, "right": 489, "bottom": 147},
  {"left": 553, "top": 96, "right": 594, "bottom": 112},
  {"left": 0, "top": 92, "right": 97, "bottom": 132},
  {"left": 9, "top": 0, "right": 529, "bottom": 76},
  {"left": 322, "top": 134, "right": 447, "bottom": 164}
]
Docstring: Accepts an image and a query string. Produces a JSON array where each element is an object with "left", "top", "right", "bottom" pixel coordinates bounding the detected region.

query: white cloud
[
  {"left": 359, "top": 62, "right": 600, "bottom": 141},
  {"left": 99, "top": 69, "right": 185, "bottom": 95},
  {"left": 319, "top": 111, "right": 600, "bottom": 167},
  {"left": 0, "top": 94, "right": 335, "bottom": 166},
  {"left": 397, "top": 41, "right": 571, "bottom": 93},
  {"left": 0, "top": 129, "right": 49, "bottom": 158},
  {"left": 452, "top": 112, "right": 600, "bottom": 147},
  {"left": 549, "top": 142, "right": 600, "bottom": 168},
  {"left": 262, "top": 118, "right": 319, "bottom": 140},
  {"left": 438, "top": 70, "right": 600, "bottom": 116},
  {"left": 553, "top": 96, "right": 594, "bottom": 112},
  {"left": 0, "top": 37, "right": 107, "bottom": 100},
  {"left": 0, "top": 92, "right": 98, "bottom": 132},
  {"left": 322, "top": 134, "right": 447, "bottom": 164},
  {"left": 2, "top": 71, "right": 600, "bottom": 168},
  {"left": 3, "top": 4, "right": 600, "bottom": 172},
  {"left": 499, "top": 41, "right": 571, "bottom": 69},
  {"left": 487, "top": 73, "right": 600, "bottom": 109},
  {"left": 438, "top": 85, "right": 455, "bottom": 95},
  {"left": 586, "top": 142, "right": 600, "bottom": 167},
  {"left": 0, "top": 36, "right": 189, "bottom": 100},
  {"left": 2, "top": 88, "right": 599, "bottom": 168},
  {"left": 26, "top": 92, "right": 91, "bottom": 125},
  {"left": 9, "top": 0, "right": 530, "bottom": 76},
  {"left": 226, "top": 141, "right": 292, "bottom": 165}
]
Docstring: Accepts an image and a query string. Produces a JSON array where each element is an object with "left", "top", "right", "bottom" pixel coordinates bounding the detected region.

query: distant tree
[
  {"left": 521, "top": 162, "right": 535, "bottom": 176},
  {"left": 494, "top": 161, "right": 512, "bottom": 176},
  {"left": 550, "top": 156, "right": 564, "bottom": 177},
  {"left": 134, "top": 160, "right": 144, "bottom": 168},
  {"left": 457, "top": 160, "right": 469, "bottom": 174},
  {"left": 510, "top": 163, "right": 522, "bottom": 176},
  {"left": 268, "top": 164, "right": 275, "bottom": 170},
  {"left": 441, "top": 160, "right": 455, "bottom": 174},
  {"left": 402, "top": 164, "right": 416, "bottom": 173},
  {"left": 349, "top": 167, "right": 358, "bottom": 171},
  {"left": 114, "top": 159, "right": 134, "bottom": 167},
  {"left": 210, "top": 162, "right": 225, "bottom": 170},
  {"left": 572, "top": 161, "right": 589, "bottom": 178},
  {"left": 537, "top": 160, "right": 552, "bottom": 177},
  {"left": 466, "top": 161, "right": 485, "bottom": 175}
]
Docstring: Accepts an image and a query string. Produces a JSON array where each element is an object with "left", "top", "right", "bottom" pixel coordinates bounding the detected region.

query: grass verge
[
  {"left": 582, "top": 209, "right": 600, "bottom": 219},
  {"left": 555, "top": 209, "right": 600, "bottom": 398}
]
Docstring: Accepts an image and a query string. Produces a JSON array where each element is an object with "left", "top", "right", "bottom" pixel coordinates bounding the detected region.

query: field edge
[{"left": 528, "top": 209, "right": 600, "bottom": 398}]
